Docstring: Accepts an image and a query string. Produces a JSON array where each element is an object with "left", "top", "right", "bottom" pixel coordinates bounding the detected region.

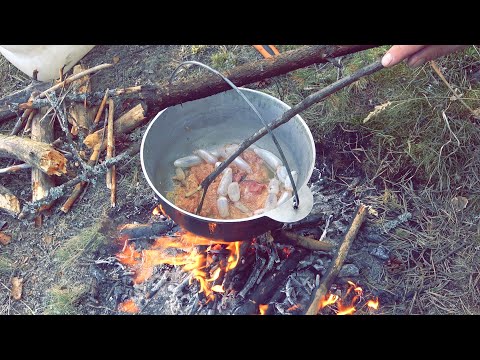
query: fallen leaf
[
  {"left": 451, "top": 196, "right": 468, "bottom": 212},
  {"left": 472, "top": 107, "right": 480, "bottom": 119},
  {"left": 11, "top": 277, "right": 23, "bottom": 300},
  {"left": 367, "top": 206, "right": 378, "bottom": 217},
  {"left": 113, "top": 56, "right": 120, "bottom": 64},
  {"left": 0, "top": 232, "right": 11, "bottom": 245}
]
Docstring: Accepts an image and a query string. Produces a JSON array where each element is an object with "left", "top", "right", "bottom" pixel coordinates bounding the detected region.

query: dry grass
[
  {"left": 234, "top": 45, "right": 480, "bottom": 314},
  {"left": 0, "top": 53, "right": 30, "bottom": 98},
  {"left": 0, "top": 255, "right": 14, "bottom": 273}
]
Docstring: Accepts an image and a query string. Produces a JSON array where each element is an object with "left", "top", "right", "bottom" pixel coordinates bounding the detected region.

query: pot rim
[{"left": 140, "top": 88, "right": 315, "bottom": 224}]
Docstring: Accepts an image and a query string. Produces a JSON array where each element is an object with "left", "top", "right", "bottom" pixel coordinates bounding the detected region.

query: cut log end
[{"left": 40, "top": 149, "right": 68, "bottom": 176}]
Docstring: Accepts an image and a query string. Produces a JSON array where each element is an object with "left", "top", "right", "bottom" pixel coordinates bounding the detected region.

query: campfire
[{"left": 111, "top": 189, "right": 381, "bottom": 315}]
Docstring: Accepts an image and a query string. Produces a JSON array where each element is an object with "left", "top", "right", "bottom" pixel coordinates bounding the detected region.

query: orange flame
[
  {"left": 320, "top": 293, "right": 339, "bottom": 309},
  {"left": 367, "top": 298, "right": 379, "bottom": 310},
  {"left": 118, "top": 299, "right": 139, "bottom": 313},
  {"left": 259, "top": 304, "right": 269, "bottom": 315},
  {"left": 317, "top": 281, "right": 380, "bottom": 315},
  {"left": 337, "top": 304, "right": 356, "bottom": 315},
  {"left": 212, "top": 285, "right": 225, "bottom": 293},
  {"left": 152, "top": 204, "right": 166, "bottom": 216},
  {"left": 116, "top": 229, "right": 241, "bottom": 303}
]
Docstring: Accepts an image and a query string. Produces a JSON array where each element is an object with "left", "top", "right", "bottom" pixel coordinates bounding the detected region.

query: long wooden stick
[
  {"left": 93, "top": 88, "right": 109, "bottom": 125},
  {"left": 273, "top": 229, "right": 334, "bottom": 252},
  {"left": 18, "top": 46, "right": 377, "bottom": 116},
  {"left": 106, "top": 99, "right": 114, "bottom": 189},
  {"left": 195, "top": 60, "right": 384, "bottom": 214},
  {"left": 38, "top": 63, "right": 113, "bottom": 99},
  {"left": 305, "top": 204, "right": 367, "bottom": 315},
  {"left": 110, "top": 147, "right": 116, "bottom": 208},
  {"left": 0, "top": 163, "right": 31, "bottom": 174}
]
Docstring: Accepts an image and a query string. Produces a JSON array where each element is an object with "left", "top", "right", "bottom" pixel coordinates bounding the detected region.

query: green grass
[
  {"left": 0, "top": 255, "right": 13, "bottom": 273},
  {"left": 44, "top": 283, "right": 86, "bottom": 315},
  {"left": 55, "top": 219, "right": 110, "bottom": 272}
]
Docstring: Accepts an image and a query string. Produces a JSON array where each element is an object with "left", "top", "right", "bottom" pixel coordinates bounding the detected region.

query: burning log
[
  {"left": 0, "top": 134, "right": 67, "bottom": 176},
  {"left": 83, "top": 103, "right": 146, "bottom": 150},
  {"left": 31, "top": 107, "right": 55, "bottom": 225},
  {"left": 305, "top": 204, "right": 367, "bottom": 315},
  {"left": 118, "top": 220, "right": 175, "bottom": 240},
  {"left": 222, "top": 240, "right": 253, "bottom": 291},
  {"left": 232, "top": 248, "right": 306, "bottom": 315},
  {"left": 237, "top": 254, "right": 267, "bottom": 299},
  {"left": 0, "top": 184, "right": 21, "bottom": 216},
  {"left": 272, "top": 229, "right": 334, "bottom": 253}
]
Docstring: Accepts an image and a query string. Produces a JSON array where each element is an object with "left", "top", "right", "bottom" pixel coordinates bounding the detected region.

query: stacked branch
[
  {"left": 68, "top": 64, "right": 96, "bottom": 136},
  {"left": 31, "top": 107, "right": 55, "bottom": 225}
]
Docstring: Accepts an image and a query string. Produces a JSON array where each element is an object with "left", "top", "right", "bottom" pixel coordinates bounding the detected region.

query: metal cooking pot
[{"left": 140, "top": 88, "right": 315, "bottom": 241}]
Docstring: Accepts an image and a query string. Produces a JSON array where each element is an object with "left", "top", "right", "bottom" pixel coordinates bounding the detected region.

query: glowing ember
[
  {"left": 208, "top": 223, "right": 217, "bottom": 234},
  {"left": 116, "top": 229, "right": 241, "bottom": 303},
  {"left": 287, "top": 304, "right": 300, "bottom": 312},
  {"left": 367, "top": 298, "right": 379, "bottom": 310},
  {"left": 282, "top": 247, "right": 292, "bottom": 258},
  {"left": 118, "top": 299, "right": 139, "bottom": 313},
  {"left": 259, "top": 304, "right": 269, "bottom": 315}
]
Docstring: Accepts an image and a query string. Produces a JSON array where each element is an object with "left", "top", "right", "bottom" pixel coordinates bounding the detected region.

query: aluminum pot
[{"left": 141, "top": 88, "right": 315, "bottom": 241}]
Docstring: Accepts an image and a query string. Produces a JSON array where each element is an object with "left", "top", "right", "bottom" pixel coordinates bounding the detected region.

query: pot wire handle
[{"left": 169, "top": 60, "right": 300, "bottom": 209}]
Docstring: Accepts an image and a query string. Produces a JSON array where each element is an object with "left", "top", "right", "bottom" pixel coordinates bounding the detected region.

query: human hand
[{"left": 381, "top": 45, "right": 468, "bottom": 68}]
